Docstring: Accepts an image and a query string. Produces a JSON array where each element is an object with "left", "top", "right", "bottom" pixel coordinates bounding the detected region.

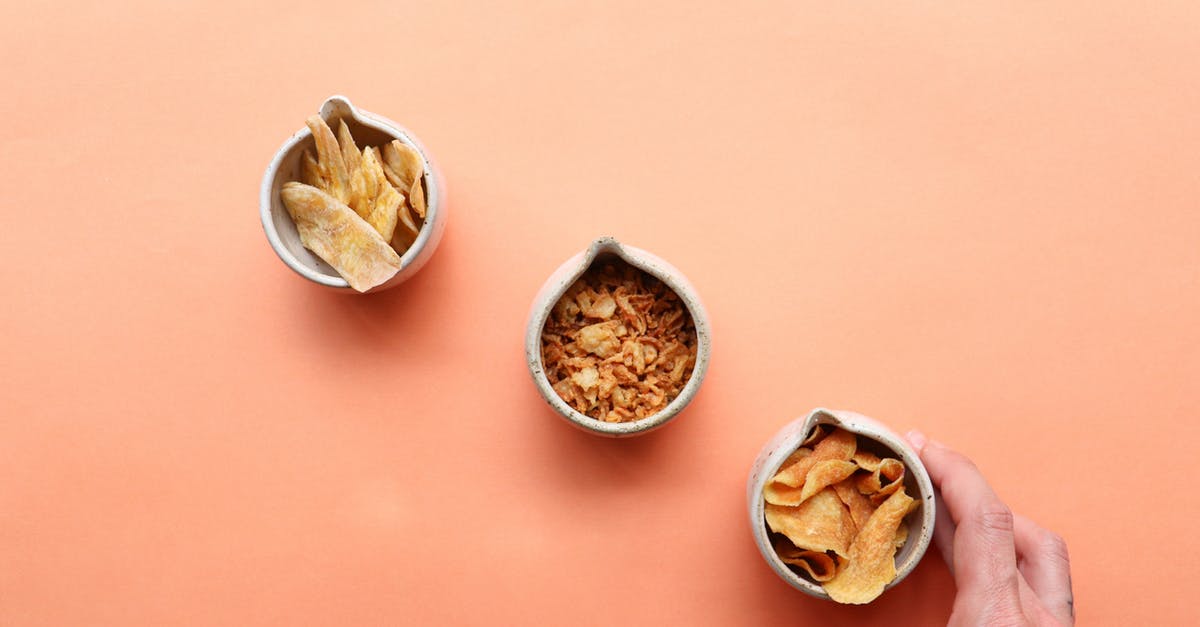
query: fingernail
[{"left": 906, "top": 430, "right": 927, "bottom": 453}]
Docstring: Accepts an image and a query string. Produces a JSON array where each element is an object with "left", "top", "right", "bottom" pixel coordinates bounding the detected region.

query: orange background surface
[{"left": 2, "top": 2, "right": 1198, "bottom": 625}]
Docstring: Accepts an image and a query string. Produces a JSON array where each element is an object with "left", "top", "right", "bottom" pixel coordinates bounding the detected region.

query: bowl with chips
[
  {"left": 525, "top": 237, "right": 712, "bottom": 437},
  {"left": 260, "top": 95, "right": 446, "bottom": 293},
  {"left": 747, "top": 408, "right": 936, "bottom": 604}
]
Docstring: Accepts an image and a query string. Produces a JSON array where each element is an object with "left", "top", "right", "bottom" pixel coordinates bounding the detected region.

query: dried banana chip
[
  {"left": 280, "top": 182, "right": 400, "bottom": 292},
  {"left": 305, "top": 116, "right": 351, "bottom": 205},
  {"left": 337, "top": 119, "right": 362, "bottom": 176}
]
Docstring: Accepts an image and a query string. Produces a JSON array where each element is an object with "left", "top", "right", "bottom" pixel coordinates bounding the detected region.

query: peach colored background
[{"left": 2, "top": 2, "right": 1197, "bottom": 625}]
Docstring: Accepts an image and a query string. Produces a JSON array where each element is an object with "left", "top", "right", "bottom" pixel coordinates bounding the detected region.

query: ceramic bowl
[
  {"left": 259, "top": 95, "right": 446, "bottom": 293},
  {"left": 747, "top": 408, "right": 936, "bottom": 601},
  {"left": 525, "top": 237, "right": 712, "bottom": 437}
]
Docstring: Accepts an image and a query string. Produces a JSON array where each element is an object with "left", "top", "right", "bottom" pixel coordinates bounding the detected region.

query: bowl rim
[
  {"left": 524, "top": 237, "right": 712, "bottom": 437},
  {"left": 259, "top": 95, "right": 443, "bottom": 293}
]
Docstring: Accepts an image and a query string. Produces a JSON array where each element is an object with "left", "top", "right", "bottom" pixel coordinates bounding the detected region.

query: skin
[{"left": 906, "top": 431, "right": 1074, "bottom": 626}]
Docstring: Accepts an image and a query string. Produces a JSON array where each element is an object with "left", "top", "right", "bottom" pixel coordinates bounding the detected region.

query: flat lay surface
[{"left": 2, "top": 2, "right": 1197, "bottom": 625}]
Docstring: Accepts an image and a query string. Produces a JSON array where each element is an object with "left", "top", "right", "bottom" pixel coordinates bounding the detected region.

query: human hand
[{"left": 906, "top": 431, "right": 1074, "bottom": 626}]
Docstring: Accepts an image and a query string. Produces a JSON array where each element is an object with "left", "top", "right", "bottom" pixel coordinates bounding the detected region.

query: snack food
[
  {"left": 762, "top": 426, "right": 919, "bottom": 604},
  {"left": 540, "top": 259, "right": 697, "bottom": 423},
  {"left": 281, "top": 115, "right": 426, "bottom": 292}
]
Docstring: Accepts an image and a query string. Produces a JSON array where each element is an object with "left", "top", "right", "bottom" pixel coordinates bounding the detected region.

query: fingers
[
  {"left": 931, "top": 487, "right": 957, "bottom": 576},
  {"left": 912, "top": 435, "right": 1021, "bottom": 609},
  {"left": 906, "top": 431, "right": 958, "bottom": 576},
  {"left": 1015, "top": 514, "right": 1075, "bottom": 625}
]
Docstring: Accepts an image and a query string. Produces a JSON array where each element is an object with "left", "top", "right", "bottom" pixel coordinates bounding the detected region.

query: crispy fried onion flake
[{"left": 541, "top": 260, "right": 697, "bottom": 423}]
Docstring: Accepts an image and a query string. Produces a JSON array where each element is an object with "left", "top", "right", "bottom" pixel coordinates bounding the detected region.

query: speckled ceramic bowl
[
  {"left": 525, "top": 237, "right": 712, "bottom": 437},
  {"left": 260, "top": 95, "right": 446, "bottom": 293},
  {"left": 748, "top": 408, "right": 936, "bottom": 601}
]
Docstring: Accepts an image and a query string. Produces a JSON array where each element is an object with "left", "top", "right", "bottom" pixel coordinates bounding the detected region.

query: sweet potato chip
[
  {"left": 833, "top": 477, "right": 875, "bottom": 532},
  {"left": 764, "top": 427, "right": 920, "bottom": 602},
  {"left": 765, "top": 488, "right": 856, "bottom": 558},
  {"left": 856, "top": 458, "right": 905, "bottom": 496},
  {"left": 773, "top": 538, "right": 841, "bottom": 583},
  {"left": 822, "top": 489, "right": 917, "bottom": 604},
  {"left": 801, "top": 425, "right": 830, "bottom": 448},
  {"left": 852, "top": 450, "right": 883, "bottom": 472},
  {"left": 279, "top": 182, "right": 401, "bottom": 292},
  {"left": 770, "top": 429, "right": 857, "bottom": 488},
  {"left": 798, "top": 460, "right": 859, "bottom": 505}
]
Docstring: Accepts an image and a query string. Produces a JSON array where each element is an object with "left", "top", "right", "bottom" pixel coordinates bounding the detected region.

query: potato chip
[
  {"left": 765, "top": 488, "right": 856, "bottom": 558},
  {"left": 772, "top": 538, "right": 841, "bottom": 583},
  {"left": 893, "top": 522, "right": 909, "bottom": 548},
  {"left": 822, "top": 489, "right": 917, "bottom": 604},
  {"left": 770, "top": 428, "right": 857, "bottom": 488},
  {"left": 279, "top": 182, "right": 401, "bottom": 292}
]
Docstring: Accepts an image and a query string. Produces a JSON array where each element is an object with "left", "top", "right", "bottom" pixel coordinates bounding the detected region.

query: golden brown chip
[
  {"left": 833, "top": 477, "right": 875, "bottom": 532},
  {"left": 305, "top": 116, "right": 350, "bottom": 204},
  {"left": 772, "top": 538, "right": 841, "bottom": 583},
  {"left": 770, "top": 429, "right": 857, "bottom": 488},
  {"left": 893, "top": 521, "right": 909, "bottom": 548},
  {"left": 852, "top": 450, "right": 883, "bottom": 472},
  {"left": 856, "top": 458, "right": 906, "bottom": 495},
  {"left": 279, "top": 182, "right": 401, "bottom": 292},
  {"left": 798, "top": 460, "right": 859, "bottom": 505},
  {"left": 764, "top": 488, "right": 856, "bottom": 558},
  {"left": 822, "top": 489, "right": 917, "bottom": 604},
  {"left": 801, "top": 425, "right": 830, "bottom": 448}
]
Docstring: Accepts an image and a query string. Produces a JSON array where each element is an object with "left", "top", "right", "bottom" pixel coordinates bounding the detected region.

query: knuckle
[
  {"left": 973, "top": 501, "right": 1014, "bottom": 536},
  {"left": 1040, "top": 530, "right": 1071, "bottom": 565}
]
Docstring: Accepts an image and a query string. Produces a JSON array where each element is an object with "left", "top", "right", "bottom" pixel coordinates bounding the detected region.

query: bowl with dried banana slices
[{"left": 260, "top": 95, "right": 445, "bottom": 293}]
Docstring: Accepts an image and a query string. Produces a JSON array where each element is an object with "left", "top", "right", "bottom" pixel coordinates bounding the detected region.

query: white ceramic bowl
[
  {"left": 525, "top": 237, "right": 712, "bottom": 437},
  {"left": 747, "top": 408, "right": 936, "bottom": 601},
  {"left": 260, "top": 95, "right": 446, "bottom": 293}
]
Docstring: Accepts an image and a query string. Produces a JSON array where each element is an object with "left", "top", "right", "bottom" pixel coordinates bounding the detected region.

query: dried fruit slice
[
  {"left": 305, "top": 116, "right": 351, "bottom": 205},
  {"left": 354, "top": 147, "right": 401, "bottom": 242},
  {"left": 382, "top": 139, "right": 424, "bottom": 191},
  {"left": 337, "top": 119, "right": 362, "bottom": 176},
  {"left": 822, "top": 489, "right": 917, "bottom": 604},
  {"left": 279, "top": 182, "right": 401, "bottom": 292},
  {"left": 300, "top": 149, "right": 326, "bottom": 189}
]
